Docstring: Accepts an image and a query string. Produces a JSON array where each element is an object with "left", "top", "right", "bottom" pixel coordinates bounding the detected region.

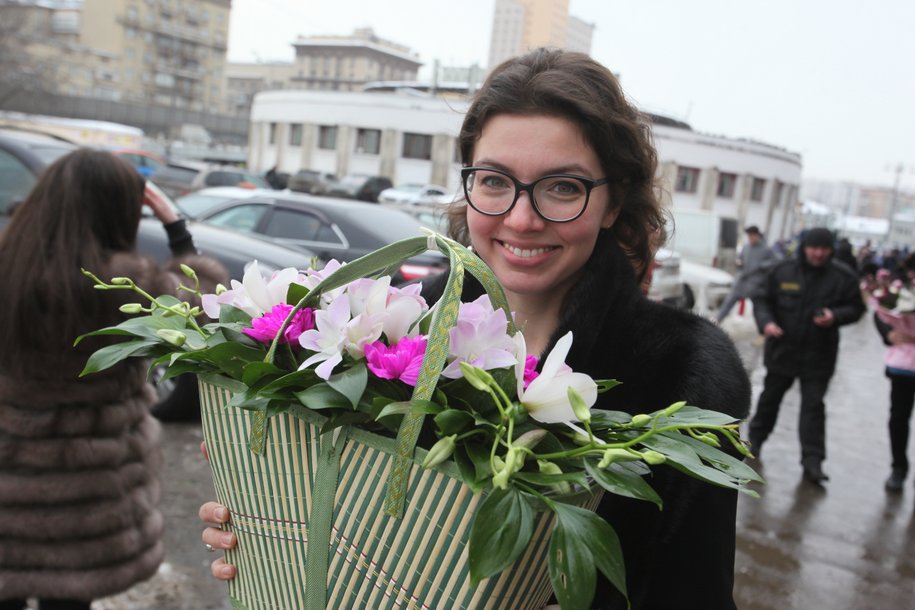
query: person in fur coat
[
  {"left": 199, "top": 49, "right": 751, "bottom": 610},
  {"left": 0, "top": 149, "right": 229, "bottom": 610}
]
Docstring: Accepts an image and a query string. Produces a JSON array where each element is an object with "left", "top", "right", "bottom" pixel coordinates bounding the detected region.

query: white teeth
[{"left": 502, "top": 242, "right": 551, "bottom": 258}]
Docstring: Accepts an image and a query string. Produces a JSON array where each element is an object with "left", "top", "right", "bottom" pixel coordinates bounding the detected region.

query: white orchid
[
  {"left": 202, "top": 261, "right": 307, "bottom": 319},
  {"left": 519, "top": 332, "right": 598, "bottom": 427},
  {"left": 441, "top": 295, "right": 518, "bottom": 379},
  {"left": 297, "top": 293, "right": 385, "bottom": 379}
]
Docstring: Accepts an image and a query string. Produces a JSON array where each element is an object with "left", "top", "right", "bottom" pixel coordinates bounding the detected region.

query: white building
[{"left": 248, "top": 91, "right": 802, "bottom": 241}]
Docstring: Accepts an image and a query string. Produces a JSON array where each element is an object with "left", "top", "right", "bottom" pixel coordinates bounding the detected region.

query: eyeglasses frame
[{"left": 460, "top": 166, "right": 610, "bottom": 223}]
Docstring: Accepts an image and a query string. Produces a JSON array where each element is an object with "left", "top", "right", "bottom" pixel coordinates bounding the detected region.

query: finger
[
  {"left": 211, "top": 556, "right": 237, "bottom": 581},
  {"left": 199, "top": 501, "right": 230, "bottom": 524},
  {"left": 201, "top": 440, "right": 209, "bottom": 462},
  {"left": 202, "top": 526, "right": 237, "bottom": 550}
]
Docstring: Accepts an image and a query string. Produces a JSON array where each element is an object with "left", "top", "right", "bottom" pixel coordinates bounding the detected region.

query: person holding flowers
[
  {"left": 199, "top": 48, "right": 752, "bottom": 609},
  {"left": 870, "top": 252, "right": 915, "bottom": 493},
  {"left": 0, "top": 150, "right": 228, "bottom": 610}
]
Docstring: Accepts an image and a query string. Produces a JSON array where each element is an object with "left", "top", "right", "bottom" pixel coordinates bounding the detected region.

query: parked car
[
  {"left": 287, "top": 169, "right": 338, "bottom": 195},
  {"left": 111, "top": 148, "right": 167, "bottom": 178},
  {"left": 647, "top": 247, "right": 692, "bottom": 309},
  {"left": 325, "top": 174, "right": 393, "bottom": 202},
  {"left": 152, "top": 160, "right": 270, "bottom": 199},
  {"left": 378, "top": 183, "right": 455, "bottom": 206},
  {"left": 194, "top": 189, "right": 449, "bottom": 283},
  {"left": 175, "top": 185, "right": 278, "bottom": 219},
  {"left": 0, "top": 128, "right": 319, "bottom": 416},
  {"left": 679, "top": 258, "right": 735, "bottom": 314},
  {"left": 386, "top": 203, "right": 450, "bottom": 234}
]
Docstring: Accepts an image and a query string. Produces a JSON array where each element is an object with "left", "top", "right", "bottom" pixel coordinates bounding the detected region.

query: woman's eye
[
  {"left": 480, "top": 174, "right": 510, "bottom": 189},
  {"left": 545, "top": 179, "right": 584, "bottom": 197}
]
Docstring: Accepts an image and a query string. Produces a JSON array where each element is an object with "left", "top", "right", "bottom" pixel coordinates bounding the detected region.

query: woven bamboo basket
[{"left": 199, "top": 379, "right": 599, "bottom": 610}]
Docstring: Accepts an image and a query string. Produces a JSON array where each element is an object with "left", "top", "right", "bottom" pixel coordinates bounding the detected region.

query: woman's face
[{"left": 466, "top": 113, "right": 618, "bottom": 301}]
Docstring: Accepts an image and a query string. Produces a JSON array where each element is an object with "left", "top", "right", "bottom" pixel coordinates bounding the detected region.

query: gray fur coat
[{"left": 0, "top": 250, "right": 226, "bottom": 601}]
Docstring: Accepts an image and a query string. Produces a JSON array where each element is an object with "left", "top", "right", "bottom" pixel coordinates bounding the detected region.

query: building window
[
  {"left": 750, "top": 177, "right": 766, "bottom": 202},
  {"left": 717, "top": 172, "right": 736, "bottom": 198},
  {"left": 355, "top": 128, "right": 381, "bottom": 154},
  {"left": 289, "top": 124, "right": 303, "bottom": 147},
  {"left": 675, "top": 166, "right": 700, "bottom": 193},
  {"left": 402, "top": 133, "right": 432, "bottom": 160},
  {"left": 268, "top": 122, "right": 277, "bottom": 145},
  {"left": 318, "top": 125, "right": 337, "bottom": 150}
]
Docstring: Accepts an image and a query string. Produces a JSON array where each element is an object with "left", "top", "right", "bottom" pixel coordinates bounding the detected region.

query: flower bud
[
  {"left": 640, "top": 450, "right": 667, "bottom": 465},
  {"left": 156, "top": 328, "right": 187, "bottom": 347},
  {"left": 459, "top": 361, "right": 494, "bottom": 392},
  {"left": 491, "top": 468, "right": 511, "bottom": 490},
  {"left": 538, "top": 460, "right": 571, "bottom": 495},
  {"left": 215, "top": 283, "right": 228, "bottom": 295},
  {"left": 512, "top": 429, "right": 546, "bottom": 451},
  {"left": 629, "top": 413, "right": 653, "bottom": 427},
  {"left": 491, "top": 455, "right": 505, "bottom": 472},
  {"left": 696, "top": 431, "right": 721, "bottom": 447},
  {"left": 119, "top": 303, "right": 144, "bottom": 314},
  {"left": 662, "top": 401, "right": 687, "bottom": 417},
  {"left": 110, "top": 277, "right": 131, "bottom": 285},
  {"left": 567, "top": 386, "right": 591, "bottom": 424},
  {"left": 597, "top": 448, "right": 641, "bottom": 468},
  {"left": 179, "top": 264, "right": 198, "bottom": 280},
  {"left": 421, "top": 434, "right": 457, "bottom": 469}
]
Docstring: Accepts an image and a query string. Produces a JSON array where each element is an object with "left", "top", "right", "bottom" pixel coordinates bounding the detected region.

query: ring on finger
[{"left": 205, "top": 543, "right": 216, "bottom": 552}]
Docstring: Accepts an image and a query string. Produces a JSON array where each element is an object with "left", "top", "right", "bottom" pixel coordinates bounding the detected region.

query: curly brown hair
[{"left": 448, "top": 47, "right": 665, "bottom": 280}]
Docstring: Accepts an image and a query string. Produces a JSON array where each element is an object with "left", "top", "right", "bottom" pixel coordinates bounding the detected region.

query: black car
[
  {"left": 152, "top": 159, "right": 270, "bottom": 199},
  {"left": 325, "top": 174, "right": 393, "bottom": 203},
  {"left": 193, "top": 190, "right": 449, "bottom": 283}
]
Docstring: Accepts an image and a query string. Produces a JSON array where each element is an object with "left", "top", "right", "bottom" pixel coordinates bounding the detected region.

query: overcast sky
[{"left": 227, "top": 0, "right": 915, "bottom": 191}]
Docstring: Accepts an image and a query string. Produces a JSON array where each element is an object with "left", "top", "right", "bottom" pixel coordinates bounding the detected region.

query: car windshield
[{"left": 337, "top": 205, "right": 430, "bottom": 243}]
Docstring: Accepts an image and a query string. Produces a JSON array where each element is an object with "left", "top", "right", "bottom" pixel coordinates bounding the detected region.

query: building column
[
  {"left": 657, "top": 161, "right": 677, "bottom": 208},
  {"left": 248, "top": 121, "right": 265, "bottom": 171},
  {"left": 697, "top": 167, "right": 719, "bottom": 211},
  {"left": 430, "top": 134, "right": 454, "bottom": 188},
  {"left": 735, "top": 173, "right": 752, "bottom": 232},
  {"left": 299, "top": 124, "right": 317, "bottom": 170},
  {"left": 336, "top": 124, "right": 353, "bottom": 176},
  {"left": 781, "top": 184, "right": 799, "bottom": 238},
  {"left": 379, "top": 129, "right": 399, "bottom": 180},
  {"left": 275, "top": 123, "right": 288, "bottom": 171},
  {"left": 761, "top": 178, "right": 778, "bottom": 236}
]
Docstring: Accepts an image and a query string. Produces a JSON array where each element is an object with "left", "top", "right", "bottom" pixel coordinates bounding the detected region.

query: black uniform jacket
[
  {"left": 752, "top": 251, "right": 865, "bottom": 378},
  {"left": 421, "top": 232, "right": 751, "bottom": 610}
]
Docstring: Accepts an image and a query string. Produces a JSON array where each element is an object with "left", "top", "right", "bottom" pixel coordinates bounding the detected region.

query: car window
[
  {"left": 0, "top": 149, "right": 37, "bottom": 214},
  {"left": 204, "top": 171, "right": 244, "bottom": 187},
  {"left": 263, "top": 208, "right": 332, "bottom": 242},
  {"left": 156, "top": 165, "right": 199, "bottom": 184},
  {"left": 174, "top": 193, "right": 232, "bottom": 218},
  {"left": 205, "top": 203, "right": 268, "bottom": 233}
]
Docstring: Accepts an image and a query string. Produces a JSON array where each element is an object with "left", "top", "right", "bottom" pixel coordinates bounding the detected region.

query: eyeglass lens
[{"left": 463, "top": 169, "right": 589, "bottom": 221}]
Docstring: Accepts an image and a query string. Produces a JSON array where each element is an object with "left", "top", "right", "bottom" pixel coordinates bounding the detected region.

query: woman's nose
[{"left": 503, "top": 190, "right": 546, "bottom": 230}]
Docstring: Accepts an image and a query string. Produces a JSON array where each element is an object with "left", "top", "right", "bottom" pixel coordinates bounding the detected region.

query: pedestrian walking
[
  {"left": 869, "top": 252, "right": 915, "bottom": 493},
  {"left": 748, "top": 227, "right": 866, "bottom": 484},
  {"left": 716, "top": 225, "right": 779, "bottom": 323}
]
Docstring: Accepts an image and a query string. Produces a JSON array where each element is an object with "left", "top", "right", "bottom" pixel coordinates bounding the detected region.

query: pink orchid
[
  {"left": 364, "top": 336, "right": 428, "bottom": 386},
  {"left": 441, "top": 295, "right": 517, "bottom": 378},
  {"left": 243, "top": 303, "right": 315, "bottom": 345},
  {"left": 523, "top": 354, "right": 540, "bottom": 389}
]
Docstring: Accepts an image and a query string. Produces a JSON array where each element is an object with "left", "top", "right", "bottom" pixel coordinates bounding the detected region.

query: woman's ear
[{"left": 600, "top": 204, "right": 620, "bottom": 229}]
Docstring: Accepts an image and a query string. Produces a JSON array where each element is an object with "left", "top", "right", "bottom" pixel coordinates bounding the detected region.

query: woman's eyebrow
[{"left": 471, "top": 159, "right": 595, "bottom": 177}]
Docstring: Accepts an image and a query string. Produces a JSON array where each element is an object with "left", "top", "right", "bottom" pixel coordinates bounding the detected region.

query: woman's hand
[
  {"left": 199, "top": 440, "right": 237, "bottom": 580},
  {"left": 143, "top": 184, "right": 179, "bottom": 225}
]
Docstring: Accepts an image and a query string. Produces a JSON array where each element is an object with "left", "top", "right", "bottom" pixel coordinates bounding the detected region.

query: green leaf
[
  {"left": 584, "top": 459, "right": 662, "bottom": 509},
  {"left": 375, "top": 400, "right": 414, "bottom": 420},
  {"left": 656, "top": 405, "right": 740, "bottom": 426},
  {"left": 466, "top": 441, "right": 494, "bottom": 486},
  {"left": 321, "top": 411, "right": 372, "bottom": 434},
  {"left": 259, "top": 369, "right": 321, "bottom": 394},
  {"left": 294, "top": 383, "right": 352, "bottom": 411},
  {"left": 198, "top": 372, "right": 247, "bottom": 393},
  {"left": 190, "top": 342, "right": 268, "bottom": 379},
  {"left": 327, "top": 363, "right": 367, "bottom": 409},
  {"left": 669, "top": 434, "right": 765, "bottom": 483},
  {"left": 548, "top": 503, "right": 598, "bottom": 610},
  {"left": 434, "top": 408, "right": 476, "bottom": 435},
  {"left": 242, "top": 361, "right": 285, "bottom": 388},
  {"left": 219, "top": 304, "right": 253, "bottom": 325},
  {"left": 468, "top": 488, "right": 535, "bottom": 587},
  {"left": 511, "top": 470, "right": 590, "bottom": 488},
  {"left": 453, "top": 446, "right": 484, "bottom": 493},
  {"left": 642, "top": 435, "right": 760, "bottom": 496},
  {"left": 286, "top": 282, "right": 310, "bottom": 306},
  {"left": 79, "top": 340, "right": 159, "bottom": 376},
  {"left": 552, "top": 503, "right": 627, "bottom": 604}
]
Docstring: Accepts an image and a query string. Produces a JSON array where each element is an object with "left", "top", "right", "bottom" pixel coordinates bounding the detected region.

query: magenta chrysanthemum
[
  {"left": 243, "top": 303, "right": 315, "bottom": 345},
  {"left": 364, "top": 336, "right": 428, "bottom": 386}
]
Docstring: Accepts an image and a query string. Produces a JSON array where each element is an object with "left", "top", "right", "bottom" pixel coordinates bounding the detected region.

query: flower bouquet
[
  {"left": 77, "top": 234, "right": 760, "bottom": 610},
  {"left": 866, "top": 269, "right": 915, "bottom": 337}
]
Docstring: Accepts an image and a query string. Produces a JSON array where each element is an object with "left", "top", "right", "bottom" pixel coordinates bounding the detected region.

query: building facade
[
  {"left": 487, "top": 0, "right": 593, "bottom": 68},
  {"left": 225, "top": 28, "right": 422, "bottom": 117},
  {"left": 1, "top": 0, "right": 231, "bottom": 112},
  {"left": 248, "top": 89, "right": 803, "bottom": 245}
]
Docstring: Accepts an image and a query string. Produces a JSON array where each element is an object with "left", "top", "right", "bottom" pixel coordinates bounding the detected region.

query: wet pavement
[{"left": 86, "top": 307, "right": 914, "bottom": 610}]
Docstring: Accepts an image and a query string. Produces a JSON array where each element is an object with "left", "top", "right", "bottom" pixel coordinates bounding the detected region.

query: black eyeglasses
[{"left": 460, "top": 166, "right": 610, "bottom": 223}]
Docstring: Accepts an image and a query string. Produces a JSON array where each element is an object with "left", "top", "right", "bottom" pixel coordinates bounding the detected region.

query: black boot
[
  {"left": 884, "top": 469, "right": 906, "bottom": 493},
  {"left": 802, "top": 461, "right": 829, "bottom": 485}
]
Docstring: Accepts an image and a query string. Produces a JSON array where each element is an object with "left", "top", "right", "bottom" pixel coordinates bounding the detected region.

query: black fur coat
[
  {"left": 422, "top": 232, "right": 751, "bottom": 610},
  {"left": 0, "top": 250, "right": 227, "bottom": 601}
]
